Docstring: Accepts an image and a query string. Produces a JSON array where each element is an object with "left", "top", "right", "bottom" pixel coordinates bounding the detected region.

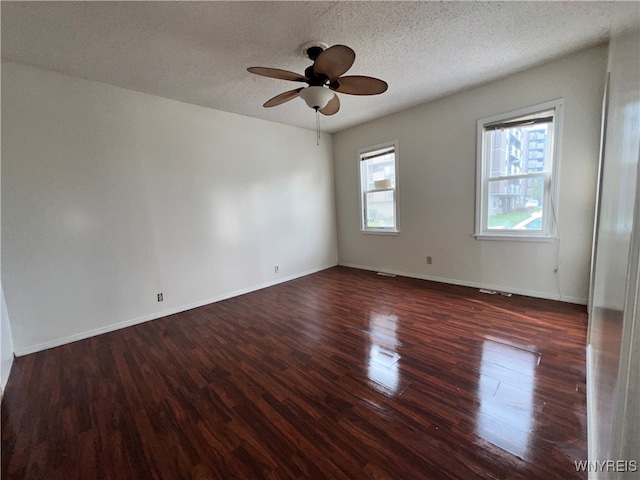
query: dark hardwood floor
[{"left": 1, "top": 267, "right": 588, "bottom": 479}]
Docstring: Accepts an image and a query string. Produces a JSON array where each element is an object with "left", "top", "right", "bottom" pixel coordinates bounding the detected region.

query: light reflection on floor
[
  {"left": 366, "top": 313, "right": 402, "bottom": 395},
  {"left": 476, "top": 339, "right": 539, "bottom": 460}
]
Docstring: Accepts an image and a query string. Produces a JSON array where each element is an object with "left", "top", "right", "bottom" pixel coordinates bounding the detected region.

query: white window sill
[
  {"left": 360, "top": 229, "right": 400, "bottom": 236},
  {"left": 474, "top": 234, "right": 557, "bottom": 242}
]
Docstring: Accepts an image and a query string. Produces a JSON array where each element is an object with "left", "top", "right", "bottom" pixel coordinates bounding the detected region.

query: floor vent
[
  {"left": 479, "top": 288, "right": 512, "bottom": 297},
  {"left": 376, "top": 272, "right": 396, "bottom": 277}
]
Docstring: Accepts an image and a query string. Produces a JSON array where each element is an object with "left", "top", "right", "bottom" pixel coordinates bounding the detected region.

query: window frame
[
  {"left": 475, "top": 99, "right": 563, "bottom": 242},
  {"left": 358, "top": 141, "right": 400, "bottom": 235}
]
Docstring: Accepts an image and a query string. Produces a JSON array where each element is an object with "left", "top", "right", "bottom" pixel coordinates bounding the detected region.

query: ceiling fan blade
[
  {"left": 313, "top": 45, "right": 355, "bottom": 81},
  {"left": 333, "top": 76, "right": 388, "bottom": 95},
  {"left": 263, "top": 88, "right": 303, "bottom": 108},
  {"left": 319, "top": 94, "right": 340, "bottom": 116},
  {"left": 247, "top": 67, "right": 308, "bottom": 83}
]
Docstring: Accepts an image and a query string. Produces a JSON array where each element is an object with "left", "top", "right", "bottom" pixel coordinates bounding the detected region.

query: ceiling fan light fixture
[{"left": 299, "top": 86, "right": 334, "bottom": 110}]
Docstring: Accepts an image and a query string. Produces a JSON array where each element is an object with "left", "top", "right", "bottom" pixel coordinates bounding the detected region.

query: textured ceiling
[{"left": 2, "top": 1, "right": 638, "bottom": 133}]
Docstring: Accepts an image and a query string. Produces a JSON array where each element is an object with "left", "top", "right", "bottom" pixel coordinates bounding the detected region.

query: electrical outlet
[
  {"left": 157, "top": 293, "right": 163, "bottom": 302},
  {"left": 426, "top": 256, "right": 433, "bottom": 265},
  {"left": 275, "top": 265, "right": 279, "bottom": 273}
]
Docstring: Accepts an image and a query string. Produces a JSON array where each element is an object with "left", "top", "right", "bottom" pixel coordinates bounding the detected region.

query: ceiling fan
[{"left": 247, "top": 42, "right": 388, "bottom": 117}]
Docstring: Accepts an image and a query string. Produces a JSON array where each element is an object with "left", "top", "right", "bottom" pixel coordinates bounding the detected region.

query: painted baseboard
[
  {"left": 339, "top": 262, "right": 588, "bottom": 305},
  {"left": 14, "top": 263, "right": 338, "bottom": 356}
]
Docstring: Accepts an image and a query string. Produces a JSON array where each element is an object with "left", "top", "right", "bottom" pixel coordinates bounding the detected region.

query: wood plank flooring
[{"left": 1, "top": 267, "right": 588, "bottom": 479}]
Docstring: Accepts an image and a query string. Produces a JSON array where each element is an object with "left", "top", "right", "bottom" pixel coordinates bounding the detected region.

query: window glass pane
[
  {"left": 365, "top": 190, "right": 395, "bottom": 228},
  {"left": 363, "top": 153, "right": 395, "bottom": 191},
  {"left": 487, "top": 176, "right": 544, "bottom": 230},
  {"left": 487, "top": 123, "right": 551, "bottom": 178}
]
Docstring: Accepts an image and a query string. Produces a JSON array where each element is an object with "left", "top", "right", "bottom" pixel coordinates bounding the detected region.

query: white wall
[
  {"left": 587, "top": 24, "right": 640, "bottom": 477},
  {"left": 1, "top": 65, "right": 15, "bottom": 388},
  {"left": 1, "top": 61, "right": 338, "bottom": 355},
  {"left": 333, "top": 45, "right": 607, "bottom": 303}
]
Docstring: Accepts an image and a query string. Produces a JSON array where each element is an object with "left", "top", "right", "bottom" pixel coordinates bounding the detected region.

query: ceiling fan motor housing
[{"left": 304, "top": 65, "right": 328, "bottom": 86}]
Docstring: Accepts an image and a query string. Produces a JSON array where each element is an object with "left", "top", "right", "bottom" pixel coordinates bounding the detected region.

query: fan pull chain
[{"left": 315, "top": 108, "right": 320, "bottom": 146}]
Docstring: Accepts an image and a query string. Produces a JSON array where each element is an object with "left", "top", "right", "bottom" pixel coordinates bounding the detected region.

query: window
[
  {"left": 359, "top": 142, "right": 399, "bottom": 233},
  {"left": 475, "top": 99, "right": 562, "bottom": 241}
]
